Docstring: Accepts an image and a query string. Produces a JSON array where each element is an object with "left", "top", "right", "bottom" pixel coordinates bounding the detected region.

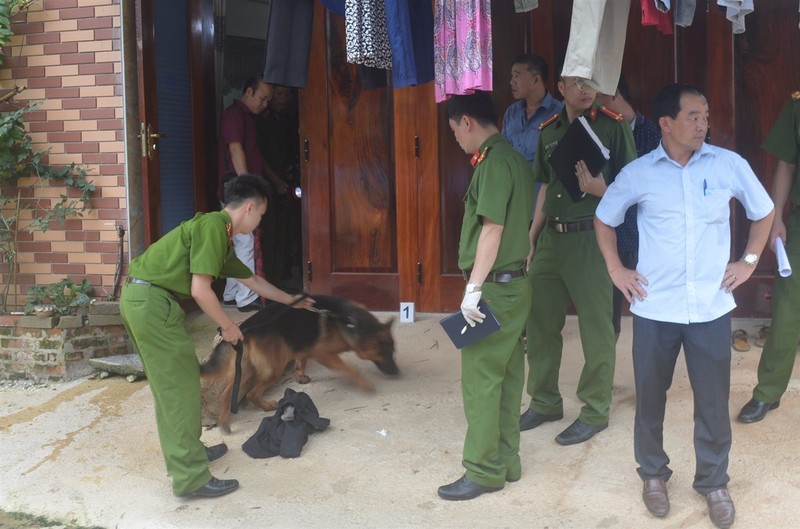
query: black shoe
[
  {"left": 238, "top": 300, "right": 264, "bottom": 312},
  {"left": 737, "top": 399, "right": 779, "bottom": 423},
  {"left": 437, "top": 475, "right": 502, "bottom": 501},
  {"left": 222, "top": 299, "right": 236, "bottom": 306},
  {"left": 179, "top": 476, "right": 239, "bottom": 498},
  {"left": 555, "top": 419, "right": 608, "bottom": 445},
  {"left": 519, "top": 409, "right": 563, "bottom": 431},
  {"left": 205, "top": 443, "right": 228, "bottom": 462}
]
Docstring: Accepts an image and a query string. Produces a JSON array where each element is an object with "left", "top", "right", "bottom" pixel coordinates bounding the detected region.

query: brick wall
[{"left": 0, "top": 0, "right": 126, "bottom": 310}]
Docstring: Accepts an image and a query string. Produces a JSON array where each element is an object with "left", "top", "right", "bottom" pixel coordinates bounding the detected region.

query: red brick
[
  {"left": 81, "top": 108, "right": 115, "bottom": 120},
  {"left": 24, "top": 110, "right": 49, "bottom": 121},
  {"left": 115, "top": 130, "right": 123, "bottom": 141},
  {"left": 60, "top": 7, "right": 95, "bottom": 19},
  {"left": 11, "top": 66, "right": 45, "bottom": 78},
  {"left": 43, "top": 0, "right": 78, "bottom": 8},
  {"left": 65, "top": 231, "right": 100, "bottom": 241},
  {"left": 101, "top": 254, "right": 120, "bottom": 265},
  {"left": 62, "top": 98, "right": 97, "bottom": 109},
  {"left": 45, "top": 87, "right": 81, "bottom": 99},
  {"left": 85, "top": 242, "right": 117, "bottom": 253},
  {"left": 3, "top": 55, "right": 27, "bottom": 68},
  {"left": 47, "top": 131, "right": 82, "bottom": 143},
  {"left": 15, "top": 273, "right": 35, "bottom": 285},
  {"left": 60, "top": 53, "right": 96, "bottom": 65},
  {"left": 82, "top": 153, "right": 117, "bottom": 164},
  {"left": 64, "top": 142, "right": 99, "bottom": 153},
  {"left": 16, "top": 231, "right": 33, "bottom": 241},
  {"left": 11, "top": 22, "right": 44, "bottom": 35},
  {"left": 24, "top": 33, "right": 61, "bottom": 45},
  {"left": 77, "top": 17, "right": 113, "bottom": 30},
  {"left": 18, "top": 242, "right": 52, "bottom": 252},
  {"left": 97, "top": 119, "right": 122, "bottom": 130},
  {"left": 93, "top": 28, "right": 120, "bottom": 41},
  {"left": 51, "top": 219, "right": 83, "bottom": 231},
  {"left": 98, "top": 209, "right": 126, "bottom": 220},
  {"left": 27, "top": 77, "right": 62, "bottom": 89},
  {"left": 95, "top": 74, "right": 121, "bottom": 86},
  {"left": 99, "top": 164, "right": 124, "bottom": 175},
  {"left": 29, "top": 121, "right": 64, "bottom": 132},
  {"left": 88, "top": 198, "right": 119, "bottom": 209},
  {"left": 34, "top": 253, "right": 68, "bottom": 263},
  {"left": 52, "top": 264, "right": 86, "bottom": 275},
  {"left": 78, "top": 62, "right": 113, "bottom": 75},
  {"left": 43, "top": 42, "right": 78, "bottom": 55}
]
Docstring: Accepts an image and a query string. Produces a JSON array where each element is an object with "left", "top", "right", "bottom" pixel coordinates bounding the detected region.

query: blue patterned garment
[{"left": 616, "top": 112, "right": 661, "bottom": 254}]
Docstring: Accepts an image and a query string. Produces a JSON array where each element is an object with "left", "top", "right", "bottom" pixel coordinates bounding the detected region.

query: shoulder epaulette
[
  {"left": 792, "top": 91, "right": 800, "bottom": 100},
  {"left": 539, "top": 113, "right": 559, "bottom": 130},
  {"left": 599, "top": 106, "right": 624, "bottom": 122}
]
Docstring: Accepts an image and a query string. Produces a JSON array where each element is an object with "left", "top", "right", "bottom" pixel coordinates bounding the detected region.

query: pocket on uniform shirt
[{"left": 700, "top": 189, "right": 732, "bottom": 225}]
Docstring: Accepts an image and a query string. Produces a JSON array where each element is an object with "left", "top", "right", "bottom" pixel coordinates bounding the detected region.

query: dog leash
[{"left": 220, "top": 292, "right": 311, "bottom": 415}]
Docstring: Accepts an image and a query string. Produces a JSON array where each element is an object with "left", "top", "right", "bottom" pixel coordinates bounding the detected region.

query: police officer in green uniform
[
  {"left": 739, "top": 91, "right": 800, "bottom": 424},
  {"left": 437, "top": 91, "right": 535, "bottom": 501},
  {"left": 519, "top": 75, "right": 637, "bottom": 445},
  {"left": 120, "top": 174, "right": 313, "bottom": 498}
]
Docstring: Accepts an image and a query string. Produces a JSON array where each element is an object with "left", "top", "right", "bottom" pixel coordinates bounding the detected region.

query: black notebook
[
  {"left": 547, "top": 115, "right": 610, "bottom": 202},
  {"left": 439, "top": 300, "right": 501, "bottom": 349}
]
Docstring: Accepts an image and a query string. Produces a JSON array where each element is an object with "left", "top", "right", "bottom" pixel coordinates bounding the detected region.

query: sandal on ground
[
  {"left": 732, "top": 329, "right": 751, "bottom": 352},
  {"left": 755, "top": 325, "right": 769, "bottom": 348}
]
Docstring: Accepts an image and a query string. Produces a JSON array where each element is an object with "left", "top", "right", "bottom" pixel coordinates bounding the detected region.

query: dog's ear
[{"left": 383, "top": 316, "right": 395, "bottom": 329}]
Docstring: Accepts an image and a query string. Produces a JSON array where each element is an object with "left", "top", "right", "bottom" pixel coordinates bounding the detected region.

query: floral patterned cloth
[{"left": 433, "top": 0, "right": 493, "bottom": 103}]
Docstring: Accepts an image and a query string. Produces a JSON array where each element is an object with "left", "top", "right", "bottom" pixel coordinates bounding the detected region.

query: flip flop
[
  {"left": 732, "top": 329, "right": 751, "bottom": 352},
  {"left": 755, "top": 325, "right": 769, "bottom": 348}
]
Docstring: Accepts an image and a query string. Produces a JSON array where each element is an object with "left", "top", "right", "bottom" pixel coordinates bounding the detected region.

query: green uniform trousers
[
  {"left": 120, "top": 282, "right": 212, "bottom": 496},
  {"left": 461, "top": 277, "right": 531, "bottom": 487},
  {"left": 754, "top": 209, "right": 800, "bottom": 403},
  {"left": 525, "top": 227, "right": 616, "bottom": 425}
]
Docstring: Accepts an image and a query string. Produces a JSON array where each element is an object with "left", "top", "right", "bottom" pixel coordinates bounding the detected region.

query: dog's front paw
[
  {"left": 295, "top": 374, "right": 311, "bottom": 384},
  {"left": 264, "top": 399, "right": 279, "bottom": 410},
  {"left": 356, "top": 379, "right": 375, "bottom": 392}
]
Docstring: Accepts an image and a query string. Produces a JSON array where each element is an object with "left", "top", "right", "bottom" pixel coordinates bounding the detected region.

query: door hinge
[
  {"left": 414, "top": 135, "right": 420, "bottom": 159},
  {"left": 304, "top": 139, "right": 310, "bottom": 162},
  {"left": 416, "top": 262, "right": 422, "bottom": 285},
  {"left": 306, "top": 260, "right": 313, "bottom": 283}
]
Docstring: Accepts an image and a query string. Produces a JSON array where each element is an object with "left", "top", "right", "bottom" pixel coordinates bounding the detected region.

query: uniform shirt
[
  {"left": 217, "top": 99, "right": 264, "bottom": 198},
  {"left": 501, "top": 92, "right": 564, "bottom": 165},
  {"left": 761, "top": 95, "right": 800, "bottom": 205},
  {"left": 596, "top": 142, "right": 774, "bottom": 324},
  {"left": 616, "top": 112, "right": 662, "bottom": 254},
  {"left": 533, "top": 104, "right": 637, "bottom": 222},
  {"left": 458, "top": 134, "right": 535, "bottom": 272},
  {"left": 128, "top": 210, "right": 253, "bottom": 298}
]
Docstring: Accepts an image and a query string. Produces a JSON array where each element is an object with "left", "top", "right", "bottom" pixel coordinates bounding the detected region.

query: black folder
[
  {"left": 439, "top": 300, "right": 501, "bottom": 349},
  {"left": 547, "top": 115, "right": 610, "bottom": 202}
]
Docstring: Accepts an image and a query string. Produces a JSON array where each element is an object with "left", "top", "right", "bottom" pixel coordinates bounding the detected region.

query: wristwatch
[
  {"left": 465, "top": 283, "right": 482, "bottom": 294},
  {"left": 742, "top": 252, "right": 759, "bottom": 267}
]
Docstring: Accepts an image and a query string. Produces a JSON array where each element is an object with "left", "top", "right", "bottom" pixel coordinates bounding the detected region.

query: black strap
[{"left": 223, "top": 293, "right": 311, "bottom": 415}]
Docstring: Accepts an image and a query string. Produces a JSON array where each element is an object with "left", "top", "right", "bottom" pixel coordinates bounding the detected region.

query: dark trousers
[{"left": 632, "top": 314, "right": 731, "bottom": 495}]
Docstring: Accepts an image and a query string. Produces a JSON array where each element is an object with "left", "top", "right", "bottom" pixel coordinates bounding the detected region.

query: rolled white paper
[{"left": 775, "top": 237, "right": 792, "bottom": 277}]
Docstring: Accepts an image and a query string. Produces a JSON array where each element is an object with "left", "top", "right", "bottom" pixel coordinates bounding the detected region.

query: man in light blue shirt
[
  {"left": 594, "top": 84, "right": 774, "bottom": 529},
  {"left": 502, "top": 54, "right": 563, "bottom": 209}
]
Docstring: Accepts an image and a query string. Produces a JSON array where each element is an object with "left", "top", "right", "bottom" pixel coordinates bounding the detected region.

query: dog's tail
[{"left": 200, "top": 339, "right": 235, "bottom": 377}]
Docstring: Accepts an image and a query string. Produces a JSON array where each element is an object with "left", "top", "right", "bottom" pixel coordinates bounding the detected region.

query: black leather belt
[
  {"left": 546, "top": 218, "right": 595, "bottom": 233},
  {"left": 462, "top": 268, "right": 526, "bottom": 283},
  {"left": 128, "top": 277, "right": 151, "bottom": 286}
]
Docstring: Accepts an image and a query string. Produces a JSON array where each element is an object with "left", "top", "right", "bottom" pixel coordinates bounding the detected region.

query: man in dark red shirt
[{"left": 218, "top": 77, "right": 272, "bottom": 311}]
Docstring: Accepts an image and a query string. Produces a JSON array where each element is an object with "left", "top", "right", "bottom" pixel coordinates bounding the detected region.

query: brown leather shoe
[
  {"left": 642, "top": 479, "right": 669, "bottom": 517},
  {"left": 706, "top": 488, "right": 735, "bottom": 529}
]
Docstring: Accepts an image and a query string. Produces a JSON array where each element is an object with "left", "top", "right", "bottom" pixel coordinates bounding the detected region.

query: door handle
[{"left": 137, "top": 123, "right": 166, "bottom": 160}]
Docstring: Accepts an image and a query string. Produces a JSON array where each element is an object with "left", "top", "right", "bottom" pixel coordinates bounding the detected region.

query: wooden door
[{"left": 300, "top": 6, "right": 399, "bottom": 310}]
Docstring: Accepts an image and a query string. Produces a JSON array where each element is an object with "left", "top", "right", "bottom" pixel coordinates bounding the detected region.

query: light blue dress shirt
[
  {"left": 501, "top": 91, "right": 563, "bottom": 165},
  {"left": 596, "top": 142, "right": 773, "bottom": 324}
]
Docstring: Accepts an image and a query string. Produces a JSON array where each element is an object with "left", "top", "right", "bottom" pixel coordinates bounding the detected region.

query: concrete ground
[{"left": 1, "top": 309, "right": 799, "bottom": 529}]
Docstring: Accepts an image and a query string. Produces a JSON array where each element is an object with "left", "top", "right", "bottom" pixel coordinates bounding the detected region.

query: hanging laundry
[
  {"left": 514, "top": 0, "right": 539, "bottom": 13},
  {"left": 262, "top": 0, "right": 314, "bottom": 88},
  {"left": 433, "top": 0, "right": 493, "bottom": 103},
  {"left": 561, "top": 0, "right": 631, "bottom": 96},
  {"left": 345, "top": 0, "right": 393, "bottom": 69},
  {"left": 385, "top": 0, "right": 435, "bottom": 87},
  {"left": 717, "top": 0, "right": 754, "bottom": 34},
  {"left": 653, "top": 0, "right": 696, "bottom": 27},
  {"left": 642, "top": 0, "right": 673, "bottom": 35}
]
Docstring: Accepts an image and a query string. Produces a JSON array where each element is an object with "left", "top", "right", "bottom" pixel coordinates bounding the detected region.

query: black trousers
[{"left": 632, "top": 313, "right": 731, "bottom": 494}]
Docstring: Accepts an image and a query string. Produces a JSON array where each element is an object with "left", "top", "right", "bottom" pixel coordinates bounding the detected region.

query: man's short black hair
[
  {"left": 444, "top": 91, "right": 498, "bottom": 128},
  {"left": 651, "top": 83, "right": 705, "bottom": 121},
  {"left": 241, "top": 76, "right": 263, "bottom": 96},
  {"left": 223, "top": 173, "right": 270, "bottom": 207},
  {"left": 616, "top": 74, "right": 632, "bottom": 103},
  {"left": 511, "top": 53, "right": 549, "bottom": 83}
]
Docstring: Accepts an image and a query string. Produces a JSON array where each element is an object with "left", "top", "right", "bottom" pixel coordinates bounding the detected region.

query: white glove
[{"left": 460, "top": 289, "right": 485, "bottom": 327}]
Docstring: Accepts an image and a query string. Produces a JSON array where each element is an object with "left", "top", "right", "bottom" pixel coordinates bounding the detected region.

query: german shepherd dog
[{"left": 200, "top": 295, "right": 398, "bottom": 433}]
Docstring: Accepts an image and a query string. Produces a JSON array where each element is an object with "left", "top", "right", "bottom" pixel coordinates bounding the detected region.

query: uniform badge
[
  {"left": 225, "top": 222, "right": 233, "bottom": 246},
  {"left": 539, "top": 113, "right": 559, "bottom": 130},
  {"left": 471, "top": 146, "right": 491, "bottom": 167}
]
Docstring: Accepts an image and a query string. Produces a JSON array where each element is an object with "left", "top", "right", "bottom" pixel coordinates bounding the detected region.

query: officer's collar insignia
[
  {"left": 471, "top": 146, "right": 491, "bottom": 167},
  {"left": 539, "top": 113, "right": 559, "bottom": 130},
  {"left": 599, "top": 106, "right": 624, "bottom": 122}
]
